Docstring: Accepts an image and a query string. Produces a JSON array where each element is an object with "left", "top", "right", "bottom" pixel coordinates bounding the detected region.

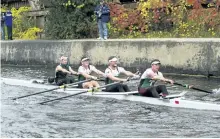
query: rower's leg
[
  {"left": 66, "top": 76, "right": 74, "bottom": 84},
  {"left": 156, "top": 85, "right": 169, "bottom": 95},
  {"left": 117, "top": 84, "right": 126, "bottom": 92},
  {"left": 56, "top": 79, "right": 66, "bottom": 86},
  {"left": 70, "top": 77, "right": 75, "bottom": 83},
  {"left": 106, "top": 84, "right": 119, "bottom": 92},
  {"left": 91, "top": 81, "right": 100, "bottom": 88},
  {"left": 139, "top": 88, "right": 148, "bottom": 96},
  {"left": 82, "top": 82, "right": 93, "bottom": 89},
  {"left": 122, "top": 84, "right": 130, "bottom": 92},
  {"left": 147, "top": 87, "right": 160, "bottom": 98},
  {"left": 78, "top": 83, "right": 83, "bottom": 88}
]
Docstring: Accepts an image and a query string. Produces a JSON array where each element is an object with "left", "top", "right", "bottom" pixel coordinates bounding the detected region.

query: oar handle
[
  {"left": 95, "top": 78, "right": 106, "bottom": 82},
  {"left": 126, "top": 77, "right": 131, "bottom": 81}
]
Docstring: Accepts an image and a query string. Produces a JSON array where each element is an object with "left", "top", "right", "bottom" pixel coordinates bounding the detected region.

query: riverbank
[{"left": 1, "top": 38, "right": 220, "bottom": 76}]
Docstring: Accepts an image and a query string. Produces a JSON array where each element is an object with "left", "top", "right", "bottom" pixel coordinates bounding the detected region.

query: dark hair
[
  {"left": 151, "top": 59, "right": 161, "bottom": 64},
  {"left": 108, "top": 56, "right": 116, "bottom": 61},
  {"left": 79, "top": 56, "right": 92, "bottom": 65},
  {"left": 81, "top": 56, "right": 88, "bottom": 61}
]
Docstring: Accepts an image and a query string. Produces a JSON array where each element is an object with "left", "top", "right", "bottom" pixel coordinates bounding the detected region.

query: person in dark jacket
[
  {"left": 5, "top": 10, "right": 13, "bottom": 40},
  {"left": 1, "top": 12, "right": 5, "bottom": 40},
  {"left": 95, "top": 0, "right": 110, "bottom": 40}
]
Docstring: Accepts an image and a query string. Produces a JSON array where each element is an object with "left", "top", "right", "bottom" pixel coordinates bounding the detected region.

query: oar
[
  {"left": 12, "top": 79, "right": 92, "bottom": 100},
  {"left": 173, "top": 82, "right": 214, "bottom": 94},
  {"left": 38, "top": 79, "right": 129, "bottom": 105}
]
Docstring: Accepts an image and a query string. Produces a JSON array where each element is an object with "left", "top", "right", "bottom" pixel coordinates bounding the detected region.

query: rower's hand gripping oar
[
  {"left": 130, "top": 70, "right": 141, "bottom": 80},
  {"left": 173, "top": 82, "right": 214, "bottom": 94},
  {"left": 38, "top": 80, "right": 128, "bottom": 105},
  {"left": 12, "top": 79, "right": 92, "bottom": 100}
]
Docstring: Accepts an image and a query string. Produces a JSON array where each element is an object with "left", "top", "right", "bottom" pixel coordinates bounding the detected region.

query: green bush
[
  {"left": 43, "top": 0, "right": 99, "bottom": 39},
  {"left": 1, "top": 6, "right": 42, "bottom": 40}
]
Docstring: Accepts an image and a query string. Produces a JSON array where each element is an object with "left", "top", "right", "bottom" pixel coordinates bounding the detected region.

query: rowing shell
[{"left": 1, "top": 78, "right": 220, "bottom": 111}]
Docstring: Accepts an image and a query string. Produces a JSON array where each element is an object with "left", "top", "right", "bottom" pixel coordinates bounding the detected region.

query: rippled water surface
[{"left": 1, "top": 65, "right": 220, "bottom": 138}]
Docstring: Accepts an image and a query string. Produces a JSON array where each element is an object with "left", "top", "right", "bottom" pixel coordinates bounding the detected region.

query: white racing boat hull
[{"left": 1, "top": 78, "right": 220, "bottom": 111}]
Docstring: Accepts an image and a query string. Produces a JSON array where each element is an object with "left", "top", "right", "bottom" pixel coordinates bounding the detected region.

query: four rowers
[{"left": 54, "top": 56, "right": 173, "bottom": 98}]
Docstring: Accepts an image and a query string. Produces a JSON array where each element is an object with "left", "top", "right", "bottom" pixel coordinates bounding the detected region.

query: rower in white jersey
[
  {"left": 78, "top": 57, "right": 106, "bottom": 89},
  {"left": 105, "top": 56, "right": 140, "bottom": 92},
  {"left": 138, "top": 59, "right": 174, "bottom": 98}
]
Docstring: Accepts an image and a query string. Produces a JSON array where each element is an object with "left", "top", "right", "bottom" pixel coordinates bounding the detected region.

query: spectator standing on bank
[
  {"left": 5, "top": 10, "right": 13, "bottom": 40},
  {"left": 95, "top": 0, "right": 110, "bottom": 40},
  {"left": 1, "top": 12, "right": 5, "bottom": 40}
]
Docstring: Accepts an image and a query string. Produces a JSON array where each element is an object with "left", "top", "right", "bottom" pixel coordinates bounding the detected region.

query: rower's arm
[
  {"left": 107, "top": 74, "right": 127, "bottom": 82},
  {"left": 122, "top": 70, "right": 137, "bottom": 77},
  {"left": 152, "top": 75, "right": 174, "bottom": 84},
  {"left": 56, "top": 65, "right": 71, "bottom": 74},
  {"left": 96, "top": 69, "right": 105, "bottom": 77},
  {"left": 79, "top": 72, "right": 95, "bottom": 79},
  {"left": 92, "top": 66, "right": 106, "bottom": 77},
  {"left": 69, "top": 66, "right": 78, "bottom": 75}
]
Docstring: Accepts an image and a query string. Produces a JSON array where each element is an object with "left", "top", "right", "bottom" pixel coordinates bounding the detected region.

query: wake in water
[{"left": 213, "top": 88, "right": 220, "bottom": 94}]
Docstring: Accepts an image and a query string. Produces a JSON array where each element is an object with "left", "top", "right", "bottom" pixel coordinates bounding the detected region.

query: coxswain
[
  {"left": 105, "top": 56, "right": 140, "bottom": 92},
  {"left": 78, "top": 57, "right": 106, "bottom": 89},
  {"left": 55, "top": 56, "right": 78, "bottom": 86},
  {"left": 138, "top": 59, "right": 174, "bottom": 98}
]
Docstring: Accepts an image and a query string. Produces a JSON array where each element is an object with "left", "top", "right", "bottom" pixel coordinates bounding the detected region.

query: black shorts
[
  {"left": 106, "top": 83, "right": 130, "bottom": 92},
  {"left": 139, "top": 85, "right": 169, "bottom": 98},
  {"left": 55, "top": 77, "right": 75, "bottom": 86}
]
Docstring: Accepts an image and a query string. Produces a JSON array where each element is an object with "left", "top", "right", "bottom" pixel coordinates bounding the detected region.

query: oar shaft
[
  {"left": 191, "top": 87, "right": 213, "bottom": 94},
  {"left": 12, "top": 87, "right": 60, "bottom": 100},
  {"left": 174, "top": 82, "right": 213, "bottom": 94},
  {"left": 12, "top": 79, "right": 92, "bottom": 100},
  {"left": 38, "top": 81, "right": 122, "bottom": 105},
  {"left": 39, "top": 91, "right": 87, "bottom": 105}
]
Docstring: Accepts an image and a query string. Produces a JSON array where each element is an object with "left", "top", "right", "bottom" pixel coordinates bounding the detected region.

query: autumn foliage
[{"left": 108, "top": 0, "right": 220, "bottom": 38}]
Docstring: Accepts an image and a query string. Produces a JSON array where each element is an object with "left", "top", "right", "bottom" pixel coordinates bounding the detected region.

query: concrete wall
[{"left": 1, "top": 38, "right": 220, "bottom": 76}]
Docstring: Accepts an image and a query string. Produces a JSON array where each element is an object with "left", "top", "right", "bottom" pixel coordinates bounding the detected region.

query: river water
[{"left": 1, "top": 65, "right": 220, "bottom": 138}]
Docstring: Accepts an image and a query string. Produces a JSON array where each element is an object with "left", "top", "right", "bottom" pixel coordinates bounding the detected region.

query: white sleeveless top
[
  {"left": 141, "top": 68, "right": 163, "bottom": 79},
  {"left": 78, "top": 65, "right": 99, "bottom": 75},
  {"left": 105, "top": 67, "right": 125, "bottom": 77}
]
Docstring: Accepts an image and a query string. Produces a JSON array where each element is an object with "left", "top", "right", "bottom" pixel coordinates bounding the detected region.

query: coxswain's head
[
  {"left": 108, "top": 56, "right": 118, "bottom": 67},
  {"left": 151, "top": 59, "right": 161, "bottom": 72},
  {"left": 81, "top": 57, "right": 90, "bottom": 67},
  {"left": 60, "top": 56, "right": 68, "bottom": 65}
]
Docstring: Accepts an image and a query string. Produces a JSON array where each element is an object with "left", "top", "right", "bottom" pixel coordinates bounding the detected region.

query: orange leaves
[
  {"left": 108, "top": 3, "right": 146, "bottom": 33},
  {"left": 188, "top": 8, "right": 220, "bottom": 28}
]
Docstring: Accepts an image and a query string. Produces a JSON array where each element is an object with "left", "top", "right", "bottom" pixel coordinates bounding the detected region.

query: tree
[{"left": 42, "top": 0, "right": 99, "bottom": 39}]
